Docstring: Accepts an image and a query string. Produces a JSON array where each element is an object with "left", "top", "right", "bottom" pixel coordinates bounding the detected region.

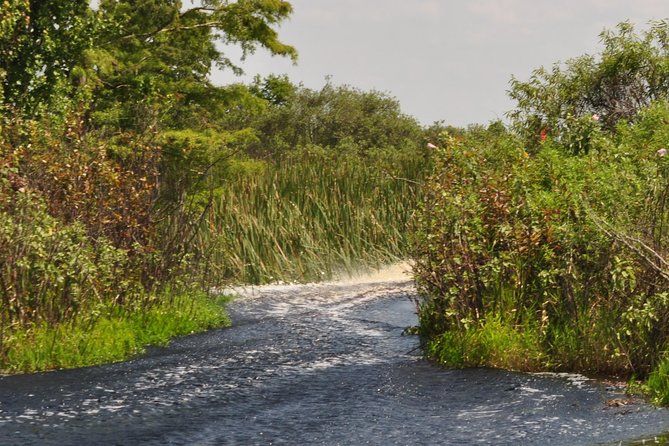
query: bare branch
[
  {"left": 585, "top": 205, "right": 669, "bottom": 281},
  {"left": 121, "top": 20, "right": 226, "bottom": 41}
]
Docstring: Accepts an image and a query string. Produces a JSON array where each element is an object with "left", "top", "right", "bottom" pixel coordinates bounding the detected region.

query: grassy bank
[{"left": 1, "top": 292, "right": 229, "bottom": 374}]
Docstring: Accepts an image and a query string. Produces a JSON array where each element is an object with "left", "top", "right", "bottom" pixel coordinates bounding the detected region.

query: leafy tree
[
  {"left": 508, "top": 20, "right": 669, "bottom": 149},
  {"left": 89, "top": 0, "right": 297, "bottom": 132},
  {"left": 248, "top": 78, "right": 423, "bottom": 156},
  {"left": 70, "top": 0, "right": 301, "bottom": 234},
  {"left": 0, "top": 0, "right": 29, "bottom": 103},
  {"left": 0, "top": 0, "right": 93, "bottom": 117},
  {"left": 250, "top": 73, "right": 296, "bottom": 105}
]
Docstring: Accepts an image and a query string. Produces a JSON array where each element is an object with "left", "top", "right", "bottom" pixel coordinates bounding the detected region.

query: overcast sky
[{"left": 212, "top": 1, "right": 668, "bottom": 127}]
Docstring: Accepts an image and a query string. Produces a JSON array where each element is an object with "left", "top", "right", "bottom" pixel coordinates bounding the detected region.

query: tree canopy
[
  {"left": 0, "top": 0, "right": 93, "bottom": 116},
  {"left": 508, "top": 20, "right": 669, "bottom": 149},
  {"left": 0, "top": 0, "right": 297, "bottom": 125}
]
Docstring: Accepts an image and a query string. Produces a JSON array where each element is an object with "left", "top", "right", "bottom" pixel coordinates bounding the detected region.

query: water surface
[{"left": 0, "top": 273, "right": 668, "bottom": 445}]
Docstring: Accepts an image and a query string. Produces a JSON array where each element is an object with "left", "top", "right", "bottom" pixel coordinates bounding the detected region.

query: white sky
[{"left": 212, "top": 0, "right": 669, "bottom": 127}]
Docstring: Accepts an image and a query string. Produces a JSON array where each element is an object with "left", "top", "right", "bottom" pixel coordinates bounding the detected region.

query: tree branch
[
  {"left": 586, "top": 205, "right": 669, "bottom": 281},
  {"left": 121, "top": 21, "right": 226, "bottom": 41},
  {"left": 180, "top": 7, "right": 219, "bottom": 18}
]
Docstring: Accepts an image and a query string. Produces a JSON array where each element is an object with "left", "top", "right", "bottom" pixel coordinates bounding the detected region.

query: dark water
[{"left": 1, "top": 278, "right": 669, "bottom": 445}]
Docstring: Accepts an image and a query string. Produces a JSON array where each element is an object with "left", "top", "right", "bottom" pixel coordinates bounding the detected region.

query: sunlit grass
[
  {"left": 426, "top": 311, "right": 546, "bottom": 372},
  {"left": 647, "top": 357, "right": 669, "bottom": 405},
  {"left": 1, "top": 292, "right": 230, "bottom": 373}
]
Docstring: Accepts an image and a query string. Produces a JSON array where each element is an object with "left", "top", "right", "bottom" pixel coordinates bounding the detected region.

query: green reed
[{"left": 197, "top": 148, "right": 426, "bottom": 284}]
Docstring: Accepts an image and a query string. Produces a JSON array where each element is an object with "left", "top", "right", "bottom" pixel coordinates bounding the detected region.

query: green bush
[
  {"left": 0, "top": 192, "right": 128, "bottom": 325},
  {"left": 414, "top": 21, "right": 669, "bottom": 388},
  {"left": 412, "top": 103, "right": 669, "bottom": 377},
  {"left": 0, "top": 113, "right": 230, "bottom": 372},
  {"left": 647, "top": 356, "right": 669, "bottom": 405}
]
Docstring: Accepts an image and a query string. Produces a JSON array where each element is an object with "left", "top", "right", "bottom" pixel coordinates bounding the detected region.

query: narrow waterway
[{"left": 1, "top": 266, "right": 668, "bottom": 445}]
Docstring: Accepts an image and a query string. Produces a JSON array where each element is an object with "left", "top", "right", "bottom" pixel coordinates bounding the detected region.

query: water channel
[{"left": 1, "top": 266, "right": 669, "bottom": 445}]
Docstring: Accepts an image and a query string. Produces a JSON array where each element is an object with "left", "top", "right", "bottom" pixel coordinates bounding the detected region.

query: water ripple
[{"left": 0, "top": 277, "right": 667, "bottom": 445}]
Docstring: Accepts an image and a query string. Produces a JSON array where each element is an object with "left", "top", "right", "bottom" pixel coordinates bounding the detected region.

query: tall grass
[{"left": 197, "top": 147, "right": 427, "bottom": 284}]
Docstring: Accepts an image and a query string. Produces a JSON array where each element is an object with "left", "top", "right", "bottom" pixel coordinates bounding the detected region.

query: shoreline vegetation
[
  {"left": 2, "top": 293, "right": 230, "bottom": 374},
  {"left": 0, "top": 1, "right": 425, "bottom": 374},
  {"left": 412, "top": 21, "right": 669, "bottom": 405},
  {"left": 3, "top": 1, "right": 669, "bottom": 407}
]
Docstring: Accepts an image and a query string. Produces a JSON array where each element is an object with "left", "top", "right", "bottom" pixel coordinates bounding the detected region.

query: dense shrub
[
  {"left": 412, "top": 103, "right": 669, "bottom": 377},
  {"left": 413, "top": 22, "right": 669, "bottom": 392},
  {"left": 0, "top": 192, "right": 130, "bottom": 327},
  {"left": 14, "top": 124, "right": 159, "bottom": 251}
]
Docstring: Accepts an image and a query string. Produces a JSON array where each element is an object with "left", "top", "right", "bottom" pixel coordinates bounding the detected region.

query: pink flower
[
  {"left": 540, "top": 128, "right": 548, "bottom": 142},
  {"left": 426, "top": 142, "right": 438, "bottom": 149},
  {"left": 592, "top": 113, "right": 600, "bottom": 121},
  {"left": 658, "top": 148, "right": 667, "bottom": 157}
]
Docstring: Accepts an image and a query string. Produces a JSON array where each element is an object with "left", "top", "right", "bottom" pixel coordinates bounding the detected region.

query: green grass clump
[
  {"left": 647, "top": 357, "right": 669, "bottom": 405},
  {"left": 426, "top": 311, "right": 545, "bottom": 372},
  {"left": 1, "top": 292, "right": 230, "bottom": 374}
]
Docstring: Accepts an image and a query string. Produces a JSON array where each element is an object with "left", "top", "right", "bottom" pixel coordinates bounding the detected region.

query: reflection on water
[{"left": 0, "top": 275, "right": 668, "bottom": 445}]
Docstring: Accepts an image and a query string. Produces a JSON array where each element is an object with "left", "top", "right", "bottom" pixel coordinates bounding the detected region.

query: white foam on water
[
  {"left": 532, "top": 372, "right": 592, "bottom": 389},
  {"left": 456, "top": 408, "right": 504, "bottom": 420},
  {"left": 222, "top": 262, "right": 414, "bottom": 299}
]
